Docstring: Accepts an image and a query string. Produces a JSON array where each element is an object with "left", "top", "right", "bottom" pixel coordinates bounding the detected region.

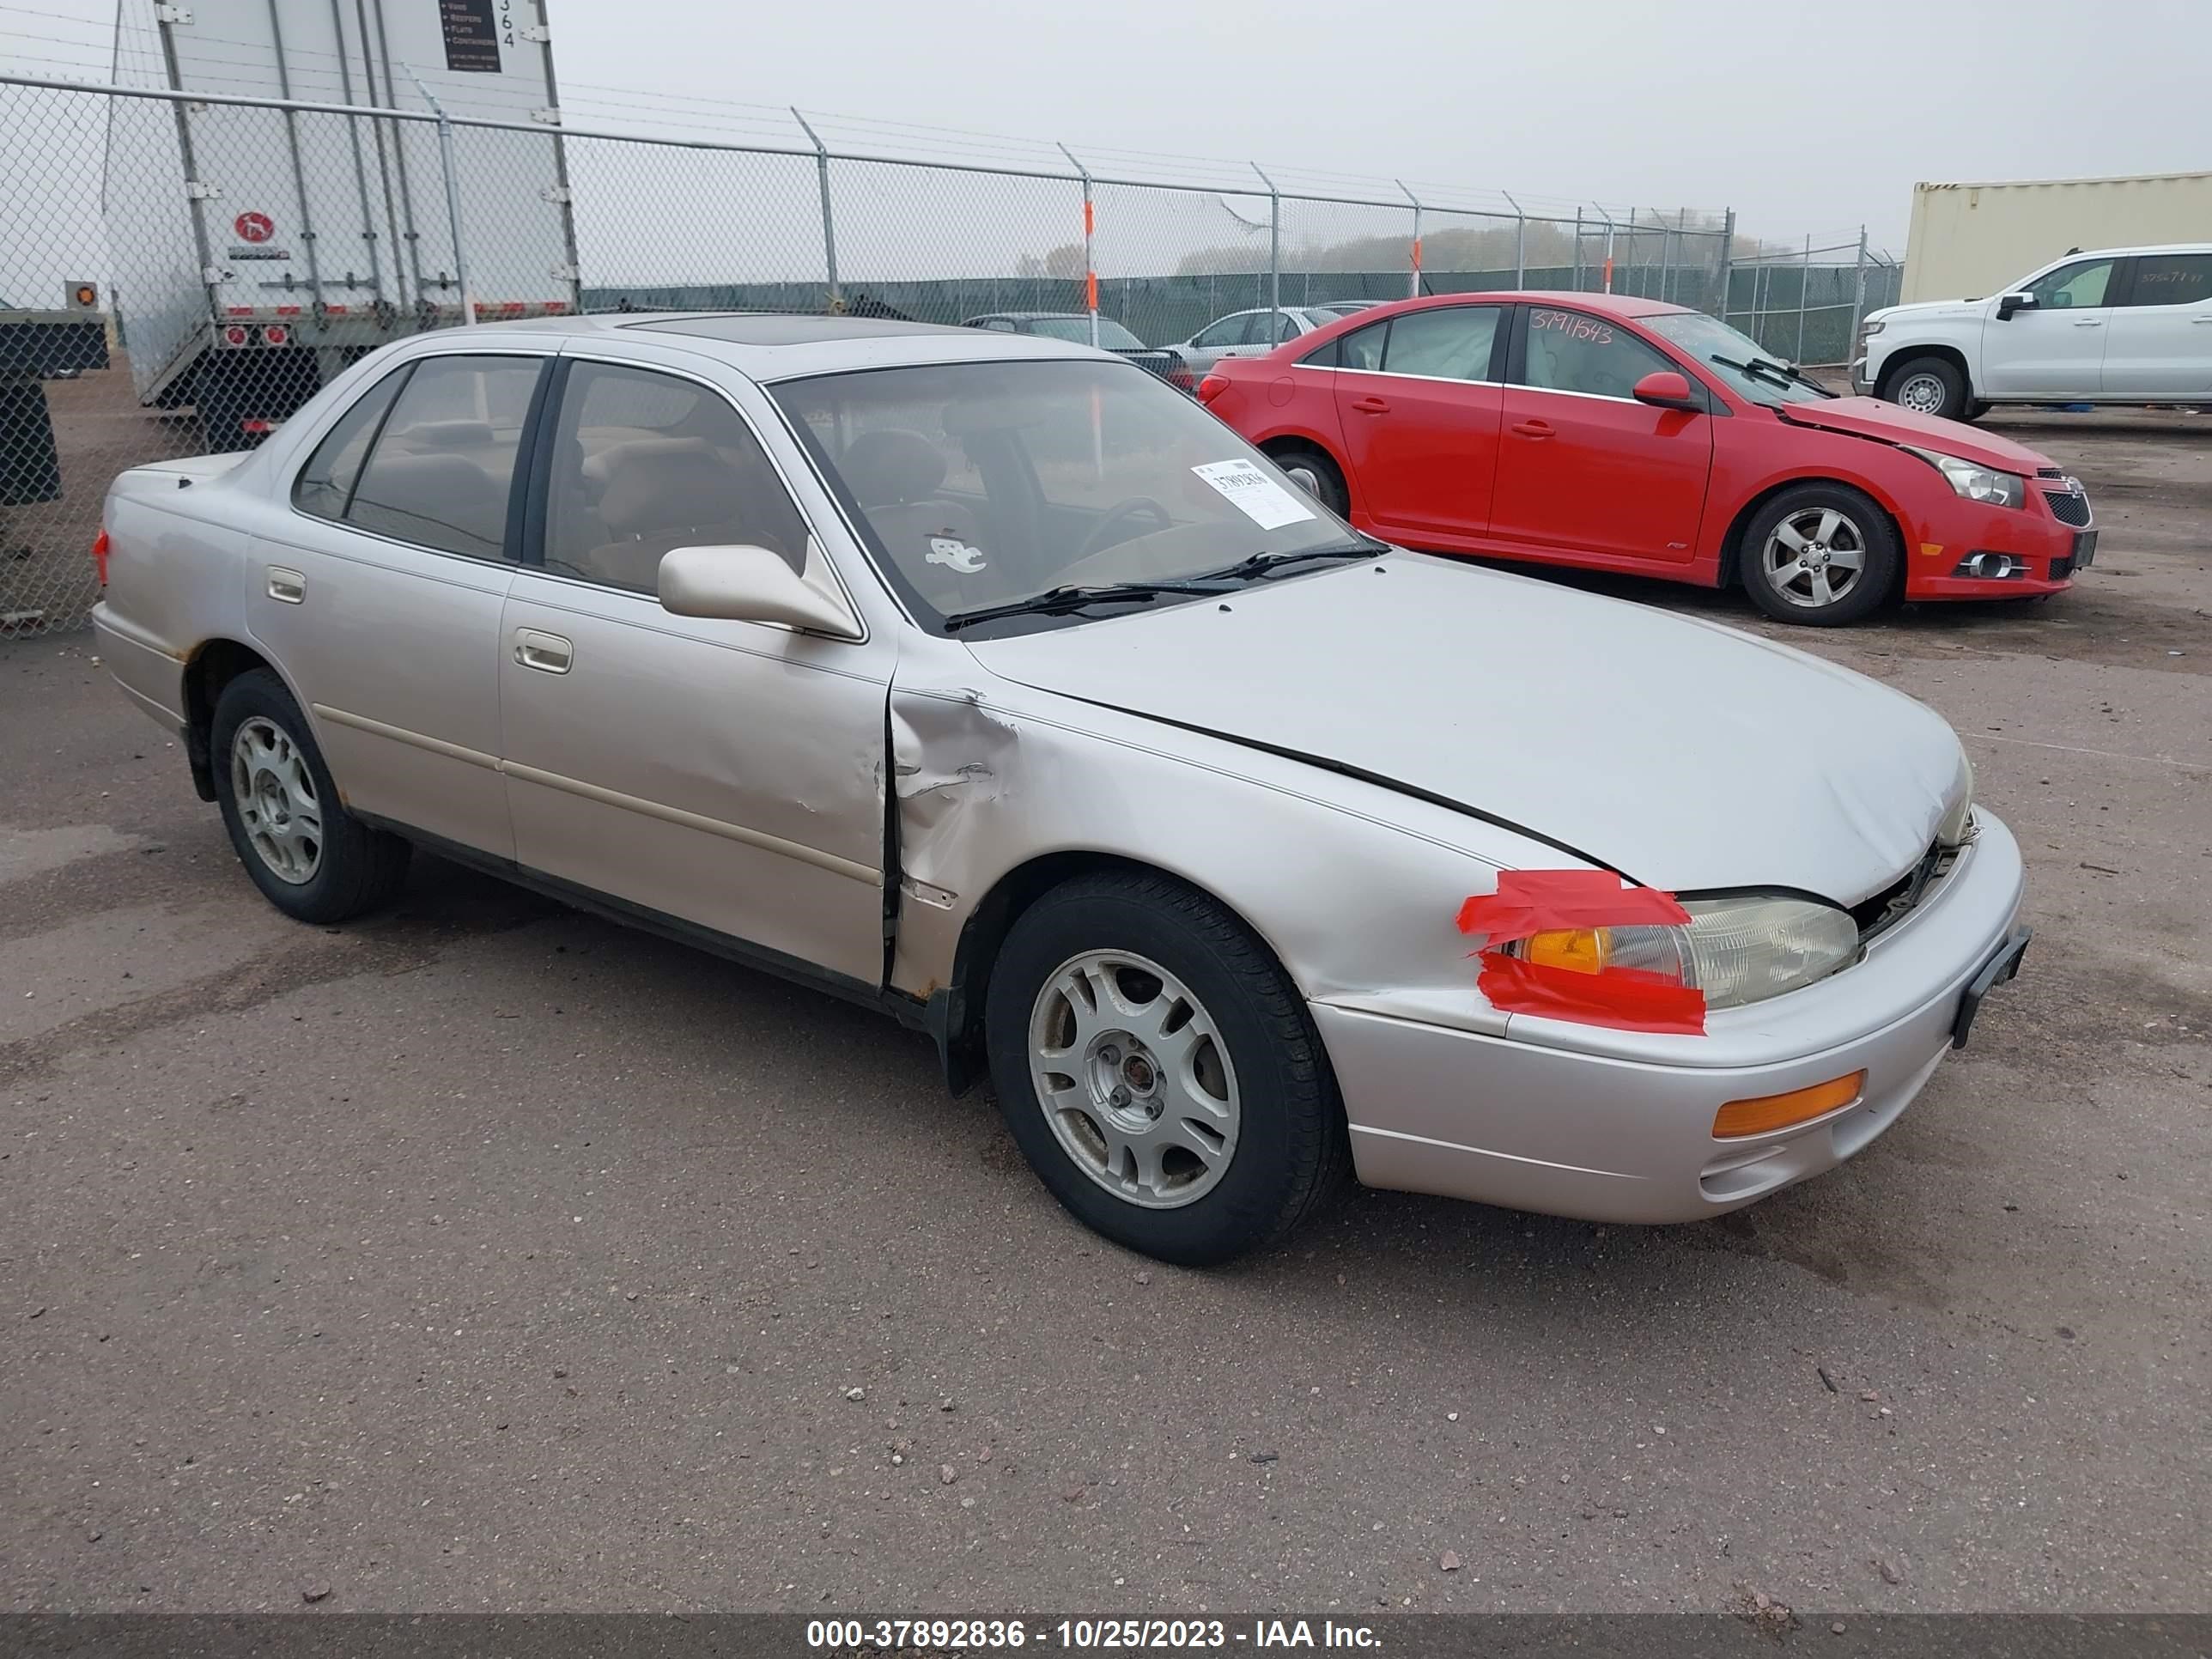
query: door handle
[
  {"left": 2072, "top": 319, "right": 2103, "bottom": 327},
  {"left": 1510, "top": 419, "right": 1555, "bottom": 438},
  {"left": 514, "top": 629, "right": 573, "bottom": 674},
  {"left": 265, "top": 566, "right": 305, "bottom": 604},
  {"left": 1350, "top": 395, "right": 1390, "bottom": 414},
  {"left": 2191, "top": 315, "right": 2212, "bottom": 324}
]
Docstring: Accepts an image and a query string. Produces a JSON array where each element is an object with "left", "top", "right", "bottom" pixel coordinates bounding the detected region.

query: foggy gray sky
[{"left": 6, "top": 0, "right": 2210, "bottom": 249}]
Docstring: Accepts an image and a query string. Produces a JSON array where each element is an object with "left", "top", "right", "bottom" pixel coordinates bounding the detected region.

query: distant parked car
[
  {"left": 1855, "top": 243, "right": 2212, "bottom": 419},
  {"left": 1310, "top": 301, "right": 1383, "bottom": 319},
  {"left": 1202, "top": 290, "right": 2097, "bottom": 626},
  {"left": 1173, "top": 307, "right": 1338, "bottom": 374},
  {"left": 962, "top": 313, "right": 1190, "bottom": 388}
]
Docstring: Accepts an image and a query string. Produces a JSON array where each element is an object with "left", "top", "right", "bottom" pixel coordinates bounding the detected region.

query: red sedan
[{"left": 1197, "top": 292, "right": 2095, "bottom": 625}]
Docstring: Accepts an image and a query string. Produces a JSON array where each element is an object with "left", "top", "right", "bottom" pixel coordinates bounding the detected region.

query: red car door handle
[
  {"left": 1510, "top": 419, "right": 1555, "bottom": 438},
  {"left": 1351, "top": 395, "right": 1390, "bottom": 414}
]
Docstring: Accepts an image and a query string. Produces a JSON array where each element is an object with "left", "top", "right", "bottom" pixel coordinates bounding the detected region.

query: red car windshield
[{"left": 1644, "top": 313, "right": 1832, "bottom": 406}]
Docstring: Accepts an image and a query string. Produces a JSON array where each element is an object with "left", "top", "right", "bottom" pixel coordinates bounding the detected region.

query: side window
[
  {"left": 544, "top": 361, "right": 813, "bottom": 594},
  {"left": 292, "top": 366, "right": 407, "bottom": 522},
  {"left": 1339, "top": 320, "right": 1387, "bottom": 372},
  {"left": 1194, "top": 316, "right": 1243, "bottom": 349},
  {"left": 1521, "top": 308, "right": 1674, "bottom": 400},
  {"left": 2025, "top": 258, "right": 2114, "bottom": 309},
  {"left": 1266, "top": 311, "right": 1302, "bottom": 343},
  {"left": 2122, "top": 253, "right": 2212, "bottom": 307},
  {"left": 1381, "top": 307, "right": 1500, "bottom": 381},
  {"left": 343, "top": 355, "right": 543, "bottom": 559},
  {"left": 1298, "top": 336, "right": 1340, "bottom": 368}
]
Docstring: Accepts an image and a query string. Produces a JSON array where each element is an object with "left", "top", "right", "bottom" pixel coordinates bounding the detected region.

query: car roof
[
  {"left": 962, "top": 311, "right": 1094, "bottom": 322},
  {"left": 450, "top": 310, "right": 1103, "bottom": 378}
]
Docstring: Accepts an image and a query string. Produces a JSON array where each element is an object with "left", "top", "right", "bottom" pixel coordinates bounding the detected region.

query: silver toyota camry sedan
[{"left": 92, "top": 314, "right": 2029, "bottom": 1265}]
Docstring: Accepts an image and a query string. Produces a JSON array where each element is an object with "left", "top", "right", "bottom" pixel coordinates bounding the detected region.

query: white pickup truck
[{"left": 1854, "top": 244, "right": 2212, "bottom": 419}]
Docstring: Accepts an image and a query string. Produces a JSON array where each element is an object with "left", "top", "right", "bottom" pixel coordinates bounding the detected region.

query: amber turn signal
[{"left": 1712, "top": 1071, "right": 1865, "bottom": 1139}]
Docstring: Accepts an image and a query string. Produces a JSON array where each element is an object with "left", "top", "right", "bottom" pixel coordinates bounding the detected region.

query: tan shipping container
[{"left": 1901, "top": 171, "right": 2212, "bottom": 303}]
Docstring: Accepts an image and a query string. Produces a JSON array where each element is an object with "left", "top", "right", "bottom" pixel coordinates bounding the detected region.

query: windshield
[
  {"left": 770, "top": 358, "right": 1366, "bottom": 635},
  {"left": 1642, "top": 312, "right": 1830, "bottom": 404},
  {"left": 1024, "top": 316, "right": 1148, "bottom": 350}
]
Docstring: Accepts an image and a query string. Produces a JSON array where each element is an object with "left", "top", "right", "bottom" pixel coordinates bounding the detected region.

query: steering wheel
[{"left": 1073, "top": 496, "right": 1173, "bottom": 562}]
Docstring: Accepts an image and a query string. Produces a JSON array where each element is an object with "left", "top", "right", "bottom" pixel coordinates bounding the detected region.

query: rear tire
[
  {"left": 983, "top": 872, "right": 1347, "bottom": 1266},
  {"left": 1880, "top": 355, "right": 1968, "bottom": 421},
  {"left": 1267, "top": 443, "right": 1349, "bottom": 518},
  {"left": 211, "top": 669, "right": 410, "bottom": 923},
  {"left": 1739, "top": 483, "right": 1899, "bottom": 628}
]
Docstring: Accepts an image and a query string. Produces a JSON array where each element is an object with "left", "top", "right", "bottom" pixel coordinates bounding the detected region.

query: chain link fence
[
  {"left": 1723, "top": 234, "right": 1904, "bottom": 369},
  {"left": 2, "top": 70, "right": 1871, "bottom": 637}
]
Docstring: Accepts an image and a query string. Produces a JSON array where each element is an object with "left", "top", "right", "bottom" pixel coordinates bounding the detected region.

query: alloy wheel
[
  {"left": 229, "top": 715, "right": 323, "bottom": 884},
  {"left": 1028, "top": 949, "right": 1240, "bottom": 1210},
  {"left": 1761, "top": 506, "right": 1868, "bottom": 611}
]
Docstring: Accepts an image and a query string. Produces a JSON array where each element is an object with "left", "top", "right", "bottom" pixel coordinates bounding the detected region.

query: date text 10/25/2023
[{"left": 807, "top": 1617, "right": 1382, "bottom": 1650}]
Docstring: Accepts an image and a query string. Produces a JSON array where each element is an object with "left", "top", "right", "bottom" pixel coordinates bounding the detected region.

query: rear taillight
[
  {"left": 1197, "top": 374, "right": 1230, "bottom": 405},
  {"left": 91, "top": 528, "right": 110, "bottom": 587}
]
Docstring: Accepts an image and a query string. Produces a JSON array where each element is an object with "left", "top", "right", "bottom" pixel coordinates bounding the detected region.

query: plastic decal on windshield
[
  {"left": 1457, "top": 870, "right": 1706, "bottom": 1036},
  {"left": 926, "top": 536, "right": 987, "bottom": 574},
  {"left": 1191, "top": 459, "right": 1316, "bottom": 531}
]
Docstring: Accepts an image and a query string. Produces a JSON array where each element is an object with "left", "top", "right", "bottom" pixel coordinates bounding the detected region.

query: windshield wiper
[
  {"left": 1194, "top": 540, "right": 1385, "bottom": 584},
  {"left": 942, "top": 580, "right": 1226, "bottom": 632},
  {"left": 1711, "top": 353, "right": 1836, "bottom": 398}
]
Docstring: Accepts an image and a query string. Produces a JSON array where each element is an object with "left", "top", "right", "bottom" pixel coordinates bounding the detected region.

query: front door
[
  {"left": 496, "top": 351, "right": 891, "bottom": 988},
  {"left": 1326, "top": 304, "right": 1505, "bottom": 544},
  {"left": 1980, "top": 255, "right": 2118, "bottom": 399},
  {"left": 1488, "top": 306, "right": 1711, "bottom": 565},
  {"left": 2101, "top": 252, "right": 2212, "bottom": 398},
  {"left": 247, "top": 349, "right": 548, "bottom": 860}
]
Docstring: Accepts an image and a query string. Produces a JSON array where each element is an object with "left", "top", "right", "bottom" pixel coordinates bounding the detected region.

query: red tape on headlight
[
  {"left": 1455, "top": 869, "right": 1692, "bottom": 945},
  {"left": 1458, "top": 871, "right": 1705, "bottom": 1035}
]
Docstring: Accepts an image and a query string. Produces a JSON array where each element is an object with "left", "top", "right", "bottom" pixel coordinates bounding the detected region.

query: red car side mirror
[{"left": 1632, "top": 370, "right": 1700, "bottom": 411}]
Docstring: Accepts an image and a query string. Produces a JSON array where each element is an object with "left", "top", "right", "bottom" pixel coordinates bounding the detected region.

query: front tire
[
  {"left": 983, "top": 872, "right": 1347, "bottom": 1266},
  {"left": 211, "top": 669, "right": 410, "bottom": 922},
  {"left": 1739, "top": 483, "right": 1899, "bottom": 627},
  {"left": 1880, "top": 355, "right": 1968, "bottom": 421}
]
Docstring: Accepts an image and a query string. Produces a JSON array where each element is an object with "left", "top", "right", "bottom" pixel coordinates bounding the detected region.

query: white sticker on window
[
  {"left": 926, "top": 536, "right": 987, "bottom": 573},
  {"left": 1191, "top": 459, "right": 1317, "bottom": 531}
]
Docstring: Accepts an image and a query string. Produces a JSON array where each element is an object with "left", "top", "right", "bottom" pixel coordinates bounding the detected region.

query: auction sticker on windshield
[{"left": 1192, "top": 459, "right": 1316, "bottom": 531}]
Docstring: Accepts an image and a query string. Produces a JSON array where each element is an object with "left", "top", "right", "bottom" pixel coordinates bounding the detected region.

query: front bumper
[
  {"left": 1316, "top": 811, "right": 2027, "bottom": 1224},
  {"left": 1899, "top": 484, "right": 2094, "bottom": 600}
]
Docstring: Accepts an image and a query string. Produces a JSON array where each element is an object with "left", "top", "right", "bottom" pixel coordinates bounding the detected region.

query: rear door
[
  {"left": 246, "top": 348, "right": 548, "bottom": 859},
  {"left": 1980, "top": 256, "right": 2118, "bottom": 398},
  {"left": 1325, "top": 305, "right": 1506, "bottom": 544},
  {"left": 1487, "top": 306, "right": 1711, "bottom": 566},
  {"left": 2100, "top": 252, "right": 2212, "bottom": 398}
]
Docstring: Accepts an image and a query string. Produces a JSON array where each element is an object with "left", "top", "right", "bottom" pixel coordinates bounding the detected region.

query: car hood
[
  {"left": 963, "top": 556, "right": 1966, "bottom": 906},
  {"left": 1867, "top": 298, "right": 1983, "bottom": 327},
  {"left": 1776, "top": 395, "right": 2054, "bottom": 472}
]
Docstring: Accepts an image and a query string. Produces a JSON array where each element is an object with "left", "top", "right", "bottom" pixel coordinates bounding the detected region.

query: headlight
[
  {"left": 1859, "top": 318, "right": 1885, "bottom": 339},
  {"left": 1936, "top": 750, "right": 1975, "bottom": 848},
  {"left": 1509, "top": 895, "right": 1860, "bottom": 1012},
  {"left": 1905, "top": 445, "right": 2025, "bottom": 508}
]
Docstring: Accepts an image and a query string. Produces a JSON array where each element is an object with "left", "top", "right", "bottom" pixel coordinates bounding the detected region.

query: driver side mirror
[
  {"left": 1996, "top": 291, "right": 2038, "bottom": 321},
  {"left": 658, "top": 542, "right": 863, "bottom": 639},
  {"left": 1631, "top": 370, "right": 1702, "bottom": 412}
]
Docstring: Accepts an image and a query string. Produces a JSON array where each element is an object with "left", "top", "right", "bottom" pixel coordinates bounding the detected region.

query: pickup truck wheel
[
  {"left": 984, "top": 871, "right": 1348, "bottom": 1266},
  {"left": 1267, "top": 444, "right": 1348, "bottom": 517},
  {"left": 1741, "top": 483, "right": 1898, "bottom": 627},
  {"left": 1881, "top": 356, "right": 1967, "bottom": 420},
  {"left": 211, "top": 670, "right": 410, "bottom": 923}
]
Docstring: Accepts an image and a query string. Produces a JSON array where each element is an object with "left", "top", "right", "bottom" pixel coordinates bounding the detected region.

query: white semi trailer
[{"left": 103, "top": 0, "right": 580, "bottom": 447}]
